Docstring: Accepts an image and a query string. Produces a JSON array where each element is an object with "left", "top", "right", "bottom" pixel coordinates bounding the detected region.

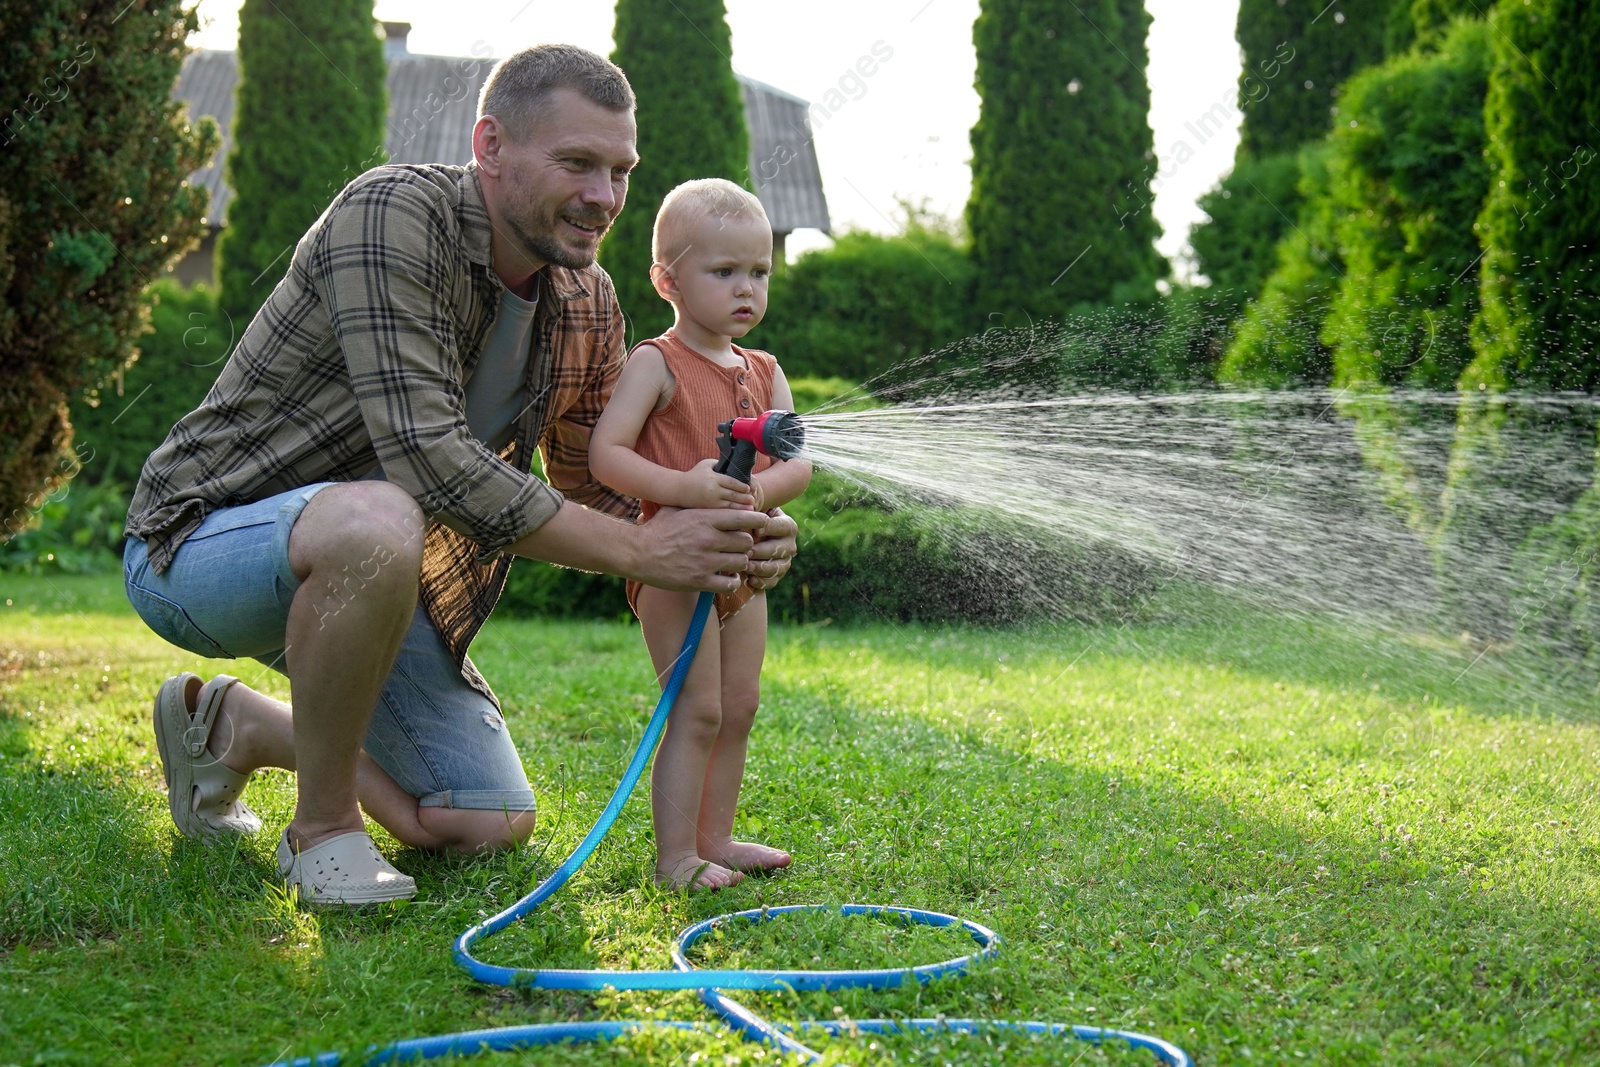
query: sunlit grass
[{"left": 2, "top": 574, "right": 1598, "bottom": 1065}]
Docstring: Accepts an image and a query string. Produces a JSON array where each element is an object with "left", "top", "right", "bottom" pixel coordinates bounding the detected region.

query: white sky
[{"left": 191, "top": 0, "right": 1243, "bottom": 277}]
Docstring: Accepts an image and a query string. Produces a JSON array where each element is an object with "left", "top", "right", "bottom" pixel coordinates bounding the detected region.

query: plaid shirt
[{"left": 127, "top": 162, "right": 637, "bottom": 701}]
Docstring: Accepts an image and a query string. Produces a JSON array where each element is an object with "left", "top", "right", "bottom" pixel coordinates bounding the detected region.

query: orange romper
[{"left": 624, "top": 331, "right": 778, "bottom": 622}]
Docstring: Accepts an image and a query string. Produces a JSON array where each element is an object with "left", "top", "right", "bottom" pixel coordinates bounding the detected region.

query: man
[{"left": 122, "top": 45, "right": 798, "bottom": 906}]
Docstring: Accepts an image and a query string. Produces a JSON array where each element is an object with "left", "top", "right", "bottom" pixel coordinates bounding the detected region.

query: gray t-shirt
[
  {"left": 463, "top": 286, "right": 539, "bottom": 452},
  {"left": 363, "top": 286, "right": 537, "bottom": 481}
]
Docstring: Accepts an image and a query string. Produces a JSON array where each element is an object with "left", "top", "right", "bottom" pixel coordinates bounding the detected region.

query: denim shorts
[{"left": 123, "top": 484, "right": 535, "bottom": 813}]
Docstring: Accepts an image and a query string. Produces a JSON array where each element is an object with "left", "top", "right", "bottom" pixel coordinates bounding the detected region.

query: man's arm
[{"left": 507, "top": 501, "right": 769, "bottom": 593}]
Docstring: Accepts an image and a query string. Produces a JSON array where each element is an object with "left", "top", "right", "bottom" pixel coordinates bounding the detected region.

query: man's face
[{"left": 496, "top": 88, "right": 638, "bottom": 271}]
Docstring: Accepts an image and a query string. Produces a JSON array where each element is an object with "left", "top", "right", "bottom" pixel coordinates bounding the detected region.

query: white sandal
[
  {"left": 153, "top": 673, "right": 262, "bottom": 840},
  {"left": 277, "top": 828, "right": 416, "bottom": 905}
]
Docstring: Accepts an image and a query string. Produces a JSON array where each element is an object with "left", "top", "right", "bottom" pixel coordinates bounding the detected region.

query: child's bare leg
[
  {"left": 637, "top": 587, "right": 744, "bottom": 890},
  {"left": 696, "top": 594, "right": 791, "bottom": 873}
]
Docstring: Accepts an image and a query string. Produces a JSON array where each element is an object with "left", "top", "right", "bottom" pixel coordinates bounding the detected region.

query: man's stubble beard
[{"left": 508, "top": 195, "right": 610, "bottom": 271}]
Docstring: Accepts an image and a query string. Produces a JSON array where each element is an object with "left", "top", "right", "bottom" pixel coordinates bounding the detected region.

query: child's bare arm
[
  {"left": 750, "top": 364, "right": 813, "bottom": 512},
  {"left": 592, "top": 345, "right": 757, "bottom": 510}
]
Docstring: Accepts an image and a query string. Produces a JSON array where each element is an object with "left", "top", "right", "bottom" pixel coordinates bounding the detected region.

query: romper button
[
  {"left": 737, "top": 374, "right": 746, "bottom": 384},
  {"left": 740, "top": 399, "right": 751, "bottom": 409}
]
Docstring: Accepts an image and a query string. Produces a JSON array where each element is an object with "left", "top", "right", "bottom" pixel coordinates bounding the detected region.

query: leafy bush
[
  {"left": 1217, "top": 145, "right": 1341, "bottom": 386},
  {"left": 1232, "top": 0, "right": 1393, "bottom": 158},
  {"left": 4, "top": 281, "right": 233, "bottom": 573},
  {"left": 751, "top": 219, "right": 973, "bottom": 385},
  {"left": 766, "top": 471, "right": 1155, "bottom": 626},
  {"left": 1435, "top": 397, "right": 1599, "bottom": 639},
  {"left": 967, "top": 0, "right": 1165, "bottom": 323},
  {"left": 1513, "top": 473, "right": 1600, "bottom": 678},
  {"left": 218, "top": 0, "right": 387, "bottom": 329},
  {"left": 0, "top": 479, "right": 128, "bottom": 574},
  {"left": 72, "top": 280, "right": 232, "bottom": 488},
  {"left": 1467, "top": 0, "right": 1600, "bottom": 391},
  {"left": 497, "top": 376, "right": 865, "bottom": 620},
  {"left": 604, "top": 0, "right": 748, "bottom": 347},
  {"left": 1146, "top": 285, "right": 1246, "bottom": 387}
]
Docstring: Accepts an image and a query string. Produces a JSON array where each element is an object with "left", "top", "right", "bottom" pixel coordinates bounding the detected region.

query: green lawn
[{"left": 2, "top": 573, "right": 1598, "bottom": 1066}]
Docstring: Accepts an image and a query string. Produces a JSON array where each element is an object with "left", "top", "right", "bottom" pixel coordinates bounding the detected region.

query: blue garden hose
[{"left": 266, "top": 592, "right": 1193, "bottom": 1067}]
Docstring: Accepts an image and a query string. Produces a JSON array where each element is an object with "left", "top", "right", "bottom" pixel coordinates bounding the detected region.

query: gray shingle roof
[{"left": 174, "top": 49, "right": 830, "bottom": 235}]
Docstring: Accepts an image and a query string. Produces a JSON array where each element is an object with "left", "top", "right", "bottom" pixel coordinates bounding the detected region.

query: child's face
[{"left": 667, "top": 214, "right": 772, "bottom": 339}]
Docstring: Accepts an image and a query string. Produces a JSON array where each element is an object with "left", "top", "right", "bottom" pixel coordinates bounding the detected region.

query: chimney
[{"left": 382, "top": 21, "right": 410, "bottom": 59}]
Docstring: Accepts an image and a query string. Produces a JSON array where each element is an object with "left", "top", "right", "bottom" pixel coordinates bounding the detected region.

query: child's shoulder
[
  {"left": 628, "top": 336, "right": 669, "bottom": 358},
  {"left": 731, "top": 341, "right": 780, "bottom": 373}
]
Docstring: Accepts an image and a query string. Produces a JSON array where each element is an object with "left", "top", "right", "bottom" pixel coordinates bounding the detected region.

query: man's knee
[
  {"left": 290, "top": 482, "right": 427, "bottom": 587},
  {"left": 417, "top": 805, "right": 536, "bottom": 853}
]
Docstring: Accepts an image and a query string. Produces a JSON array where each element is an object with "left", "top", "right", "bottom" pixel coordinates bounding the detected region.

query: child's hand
[{"left": 677, "top": 458, "right": 757, "bottom": 509}]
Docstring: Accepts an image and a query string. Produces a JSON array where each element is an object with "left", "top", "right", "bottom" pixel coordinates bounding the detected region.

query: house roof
[{"left": 173, "top": 47, "right": 830, "bottom": 235}]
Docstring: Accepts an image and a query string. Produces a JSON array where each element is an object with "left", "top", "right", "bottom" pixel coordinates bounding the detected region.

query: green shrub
[
  {"left": 1217, "top": 145, "right": 1342, "bottom": 386},
  {"left": 767, "top": 471, "right": 1155, "bottom": 626},
  {"left": 0, "top": 479, "right": 128, "bottom": 574},
  {"left": 1190, "top": 152, "right": 1302, "bottom": 303},
  {"left": 1435, "top": 397, "right": 1599, "bottom": 638},
  {"left": 497, "top": 376, "right": 864, "bottom": 620},
  {"left": 1513, "top": 468, "right": 1600, "bottom": 678},
  {"left": 72, "top": 280, "right": 232, "bottom": 487},
  {"left": 1147, "top": 285, "right": 1245, "bottom": 387},
  {"left": 751, "top": 220, "right": 973, "bottom": 385},
  {"left": 1232, "top": 0, "right": 1393, "bottom": 158},
  {"left": 4, "top": 280, "right": 232, "bottom": 572},
  {"left": 218, "top": 0, "right": 387, "bottom": 328},
  {"left": 1466, "top": 0, "right": 1600, "bottom": 391},
  {"left": 967, "top": 0, "right": 1165, "bottom": 323}
]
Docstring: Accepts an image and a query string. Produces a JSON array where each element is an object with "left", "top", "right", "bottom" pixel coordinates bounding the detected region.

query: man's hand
[
  {"left": 510, "top": 501, "right": 763, "bottom": 593},
  {"left": 744, "top": 509, "right": 798, "bottom": 591},
  {"left": 638, "top": 507, "right": 767, "bottom": 592}
]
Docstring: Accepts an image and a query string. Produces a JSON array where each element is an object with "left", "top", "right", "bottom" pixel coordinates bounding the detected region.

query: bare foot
[
  {"left": 655, "top": 855, "right": 746, "bottom": 890},
  {"left": 702, "top": 840, "right": 792, "bottom": 873}
]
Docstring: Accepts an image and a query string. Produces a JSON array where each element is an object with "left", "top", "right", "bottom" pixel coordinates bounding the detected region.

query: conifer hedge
[
  {"left": 1466, "top": 0, "right": 1600, "bottom": 390},
  {"left": 1321, "top": 18, "right": 1492, "bottom": 388}
]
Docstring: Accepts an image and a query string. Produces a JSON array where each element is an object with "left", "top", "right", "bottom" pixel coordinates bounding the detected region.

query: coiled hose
[{"left": 267, "top": 592, "right": 1192, "bottom": 1067}]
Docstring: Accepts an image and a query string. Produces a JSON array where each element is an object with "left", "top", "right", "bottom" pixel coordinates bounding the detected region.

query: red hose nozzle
[
  {"left": 714, "top": 409, "right": 806, "bottom": 486},
  {"left": 724, "top": 409, "right": 806, "bottom": 461}
]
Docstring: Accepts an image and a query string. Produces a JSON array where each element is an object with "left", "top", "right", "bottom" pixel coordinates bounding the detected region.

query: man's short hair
[
  {"left": 477, "top": 45, "right": 635, "bottom": 141},
  {"left": 653, "top": 178, "right": 770, "bottom": 268}
]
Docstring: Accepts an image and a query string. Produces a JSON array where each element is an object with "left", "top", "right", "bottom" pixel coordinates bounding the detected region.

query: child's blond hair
[{"left": 652, "top": 178, "right": 770, "bottom": 270}]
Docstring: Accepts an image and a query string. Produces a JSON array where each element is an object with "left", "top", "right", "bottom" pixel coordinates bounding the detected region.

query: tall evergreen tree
[
  {"left": 217, "top": 0, "right": 386, "bottom": 331},
  {"left": 1466, "top": 0, "right": 1600, "bottom": 390},
  {"left": 604, "top": 0, "right": 749, "bottom": 345},
  {"left": 967, "top": 0, "right": 1166, "bottom": 329},
  {"left": 0, "top": 0, "right": 217, "bottom": 534},
  {"left": 1236, "top": 0, "right": 1393, "bottom": 158},
  {"left": 1190, "top": 0, "right": 1393, "bottom": 301}
]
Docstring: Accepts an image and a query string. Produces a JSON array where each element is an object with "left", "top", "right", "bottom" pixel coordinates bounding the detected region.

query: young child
[{"left": 591, "top": 179, "right": 811, "bottom": 890}]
